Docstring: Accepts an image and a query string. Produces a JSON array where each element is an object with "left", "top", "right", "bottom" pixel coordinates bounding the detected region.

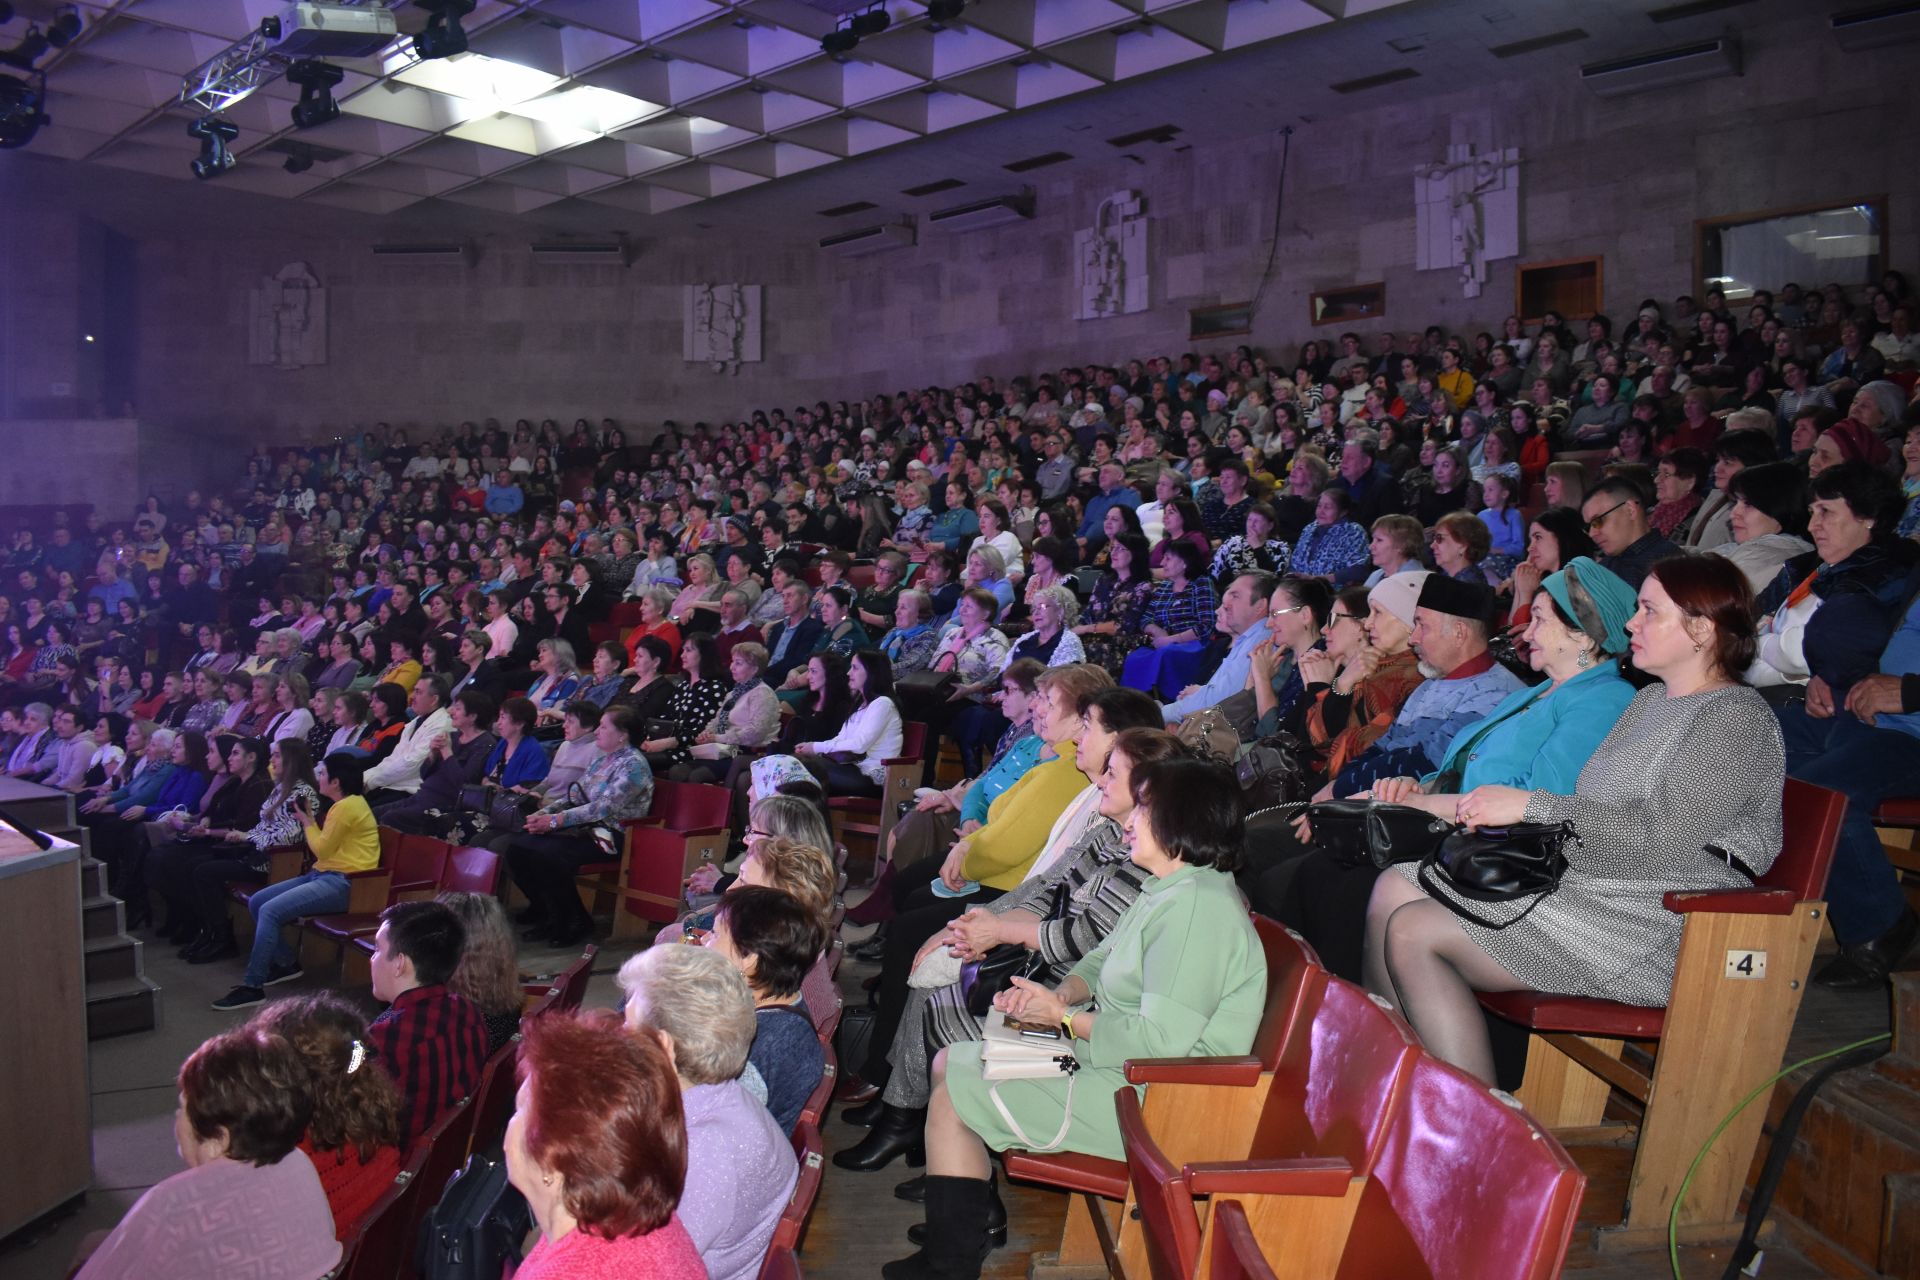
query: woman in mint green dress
[{"left": 883, "top": 756, "right": 1266, "bottom": 1280}]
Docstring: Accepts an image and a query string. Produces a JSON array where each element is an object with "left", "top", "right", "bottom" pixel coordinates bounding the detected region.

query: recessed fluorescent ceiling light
[
  {"left": 393, "top": 52, "right": 563, "bottom": 110},
  {"left": 508, "top": 84, "right": 663, "bottom": 131}
]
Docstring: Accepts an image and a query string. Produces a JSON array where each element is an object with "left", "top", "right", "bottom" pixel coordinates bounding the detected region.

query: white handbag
[{"left": 980, "top": 1011, "right": 1081, "bottom": 1151}]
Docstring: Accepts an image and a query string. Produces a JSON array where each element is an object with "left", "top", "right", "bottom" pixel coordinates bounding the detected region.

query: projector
[{"left": 266, "top": 2, "right": 399, "bottom": 59}]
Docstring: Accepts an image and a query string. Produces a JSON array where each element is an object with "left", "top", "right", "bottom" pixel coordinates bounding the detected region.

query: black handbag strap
[{"left": 1416, "top": 856, "right": 1559, "bottom": 930}]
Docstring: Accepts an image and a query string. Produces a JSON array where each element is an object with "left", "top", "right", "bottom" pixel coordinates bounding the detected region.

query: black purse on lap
[
  {"left": 1416, "top": 821, "right": 1578, "bottom": 929},
  {"left": 1305, "top": 799, "right": 1458, "bottom": 870}
]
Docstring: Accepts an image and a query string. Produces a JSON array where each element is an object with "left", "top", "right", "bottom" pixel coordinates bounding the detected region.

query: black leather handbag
[
  {"left": 1236, "top": 731, "right": 1310, "bottom": 809},
  {"left": 1306, "top": 799, "right": 1459, "bottom": 870},
  {"left": 960, "top": 881, "right": 1066, "bottom": 1017},
  {"left": 1416, "top": 821, "right": 1578, "bottom": 929},
  {"left": 416, "top": 1151, "right": 530, "bottom": 1280}
]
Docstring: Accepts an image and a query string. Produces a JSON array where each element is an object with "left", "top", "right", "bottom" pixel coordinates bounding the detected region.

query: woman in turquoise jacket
[
  {"left": 1280, "top": 557, "right": 1641, "bottom": 983},
  {"left": 886, "top": 757, "right": 1264, "bottom": 1280}
]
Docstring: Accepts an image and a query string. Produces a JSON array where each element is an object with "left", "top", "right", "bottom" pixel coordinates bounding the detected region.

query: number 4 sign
[{"left": 1724, "top": 950, "right": 1768, "bottom": 980}]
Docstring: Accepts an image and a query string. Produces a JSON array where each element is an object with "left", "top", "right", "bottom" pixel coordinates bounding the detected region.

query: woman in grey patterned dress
[{"left": 1365, "top": 556, "right": 1783, "bottom": 1083}]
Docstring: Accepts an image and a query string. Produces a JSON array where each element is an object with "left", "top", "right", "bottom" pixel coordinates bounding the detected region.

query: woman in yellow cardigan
[{"left": 212, "top": 751, "right": 381, "bottom": 1011}]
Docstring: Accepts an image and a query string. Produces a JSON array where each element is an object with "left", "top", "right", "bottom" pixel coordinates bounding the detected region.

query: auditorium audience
[{"left": 8, "top": 260, "right": 1919, "bottom": 1276}]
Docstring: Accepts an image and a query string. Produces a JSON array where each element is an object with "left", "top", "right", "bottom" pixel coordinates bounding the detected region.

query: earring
[
  {"left": 1692, "top": 641, "right": 1703, "bottom": 654},
  {"left": 1575, "top": 647, "right": 1592, "bottom": 668}
]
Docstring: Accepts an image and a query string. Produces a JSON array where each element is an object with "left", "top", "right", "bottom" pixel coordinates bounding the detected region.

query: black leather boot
[
  {"left": 1814, "top": 907, "right": 1920, "bottom": 990},
  {"left": 907, "top": 1172, "right": 1004, "bottom": 1248},
  {"left": 843, "top": 1094, "right": 889, "bottom": 1128},
  {"left": 881, "top": 1175, "right": 992, "bottom": 1280},
  {"left": 831, "top": 1103, "right": 925, "bottom": 1171}
]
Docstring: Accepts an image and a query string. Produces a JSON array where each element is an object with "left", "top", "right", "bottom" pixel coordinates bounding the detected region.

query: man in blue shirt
[
  {"left": 1779, "top": 593, "right": 1920, "bottom": 989},
  {"left": 1162, "top": 572, "right": 1274, "bottom": 724},
  {"left": 1075, "top": 461, "right": 1141, "bottom": 555},
  {"left": 484, "top": 469, "right": 525, "bottom": 516}
]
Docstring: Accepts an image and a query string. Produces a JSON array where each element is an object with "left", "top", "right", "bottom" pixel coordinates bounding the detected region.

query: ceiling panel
[{"left": 3, "top": 0, "right": 1423, "bottom": 221}]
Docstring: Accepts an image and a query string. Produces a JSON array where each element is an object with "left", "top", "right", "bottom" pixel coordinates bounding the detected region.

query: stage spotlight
[
  {"left": 412, "top": 0, "right": 474, "bottom": 60},
  {"left": 926, "top": 0, "right": 965, "bottom": 22},
  {"left": 0, "top": 26, "right": 46, "bottom": 70},
  {"left": 46, "top": 8, "right": 80, "bottom": 48},
  {"left": 287, "top": 58, "right": 342, "bottom": 129},
  {"left": 821, "top": 26, "right": 858, "bottom": 55},
  {"left": 282, "top": 143, "right": 314, "bottom": 174},
  {"left": 850, "top": 6, "right": 890, "bottom": 37},
  {"left": 188, "top": 115, "right": 238, "bottom": 180},
  {"left": 0, "top": 72, "right": 47, "bottom": 149}
]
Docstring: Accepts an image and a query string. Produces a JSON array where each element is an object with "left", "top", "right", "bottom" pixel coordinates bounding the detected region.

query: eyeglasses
[
  {"left": 1270, "top": 604, "right": 1307, "bottom": 617},
  {"left": 1328, "top": 612, "right": 1360, "bottom": 624},
  {"left": 1584, "top": 500, "right": 1628, "bottom": 531}
]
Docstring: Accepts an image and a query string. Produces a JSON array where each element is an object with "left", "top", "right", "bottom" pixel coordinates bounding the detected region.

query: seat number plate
[{"left": 1725, "top": 950, "right": 1766, "bottom": 980}]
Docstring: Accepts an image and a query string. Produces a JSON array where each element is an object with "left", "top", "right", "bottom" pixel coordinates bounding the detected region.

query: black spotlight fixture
[
  {"left": 413, "top": 0, "right": 475, "bottom": 60},
  {"left": 287, "top": 58, "right": 343, "bottom": 128},
  {"left": 46, "top": 7, "right": 80, "bottom": 48},
  {"left": 850, "top": 5, "right": 890, "bottom": 37},
  {"left": 821, "top": 24, "right": 858, "bottom": 56},
  {"left": 926, "top": 0, "right": 965, "bottom": 22},
  {"left": 282, "top": 142, "right": 315, "bottom": 174},
  {"left": 0, "top": 26, "right": 47, "bottom": 70},
  {"left": 188, "top": 115, "right": 238, "bottom": 180},
  {"left": 0, "top": 69, "right": 48, "bottom": 149}
]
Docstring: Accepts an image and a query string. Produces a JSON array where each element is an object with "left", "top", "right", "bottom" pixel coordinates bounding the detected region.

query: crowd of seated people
[{"left": 7, "top": 270, "right": 1920, "bottom": 1278}]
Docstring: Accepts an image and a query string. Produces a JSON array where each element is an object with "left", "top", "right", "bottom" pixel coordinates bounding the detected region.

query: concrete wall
[
  {"left": 0, "top": 419, "right": 141, "bottom": 514},
  {"left": 5, "top": 1, "right": 1918, "bottom": 489}
]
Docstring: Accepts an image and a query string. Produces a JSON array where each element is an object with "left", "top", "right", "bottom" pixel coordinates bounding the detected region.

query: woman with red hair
[{"left": 506, "top": 1011, "right": 705, "bottom": 1278}]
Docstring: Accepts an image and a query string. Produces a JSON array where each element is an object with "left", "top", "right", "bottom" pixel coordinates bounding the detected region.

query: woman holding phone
[{"left": 211, "top": 753, "right": 381, "bottom": 1012}]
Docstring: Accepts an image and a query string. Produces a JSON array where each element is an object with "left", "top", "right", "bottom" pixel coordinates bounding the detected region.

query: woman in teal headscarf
[{"left": 1275, "top": 557, "right": 1640, "bottom": 982}]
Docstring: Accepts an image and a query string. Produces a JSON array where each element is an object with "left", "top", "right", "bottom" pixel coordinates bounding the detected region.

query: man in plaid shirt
[{"left": 368, "top": 900, "right": 488, "bottom": 1146}]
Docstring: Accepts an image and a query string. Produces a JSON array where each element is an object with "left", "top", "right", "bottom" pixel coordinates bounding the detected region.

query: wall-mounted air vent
[
  {"left": 1490, "top": 28, "right": 1590, "bottom": 58},
  {"left": 927, "top": 193, "right": 1033, "bottom": 232},
  {"left": 1831, "top": 3, "right": 1920, "bottom": 50},
  {"left": 1647, "top": 0, "right": 1757, "bottom": 21},
  {"left": 902, "top": 178, "right": 966, "bottom": 197},
  {"left": 1329, "top": 68, "right": 1420, "bottom": 94},
  {"left": 818, "top": 222, "right": 916, "bottom": 257},
  {"left": 1004, "top": 150, "right": 1072, "bottom": 173},
  {"left": 1105, "top": 124, "right": 1181, "bottom": 148},
  {"left": 818, "top": 200, "right": 879, "bottom": 217},
  {"left": 530, "top": 240, "right": 631, "bottom": 266},
  {"left": 1581, "top": 37, "right": 1740, "bottom": 97},
  {"left": 371, "top": 243, "right": 475, "bottom": 265}
]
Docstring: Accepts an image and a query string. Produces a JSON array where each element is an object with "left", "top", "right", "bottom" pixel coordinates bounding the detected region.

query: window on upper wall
[{"left": 1697, "top": 198, "right": 1888, "bottom": 302}]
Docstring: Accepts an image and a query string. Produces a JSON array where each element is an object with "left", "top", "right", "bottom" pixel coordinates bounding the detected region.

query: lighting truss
[{"left": 178, "top": 0, "right": 403, "bottom": 115}]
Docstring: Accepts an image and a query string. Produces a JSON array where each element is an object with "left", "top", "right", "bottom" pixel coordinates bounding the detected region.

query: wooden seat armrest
[
  {"left": 674, "top": 825, "right": 726, "bottom": 838},
  {"left": 882, "top": 755, "right": 921, "bottom": 767},
  {"left": 343, "top": 868, "right": 388, "bottom": 880},
  {"left": 1184, "top": 1157, "right": 1355, "bottom": 1198},
  {"left": 623, "top": 816, "right": 665, "bottom": 829},
  {"left": 1663, "top": 887, "right": 1797, "bottom": 916},
  {"left": 389, "top": 878, "right": 438, "bottom": 893},
  {"left": 1123, "top": 1055, "right": 1262, "bottom": 1086}
]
